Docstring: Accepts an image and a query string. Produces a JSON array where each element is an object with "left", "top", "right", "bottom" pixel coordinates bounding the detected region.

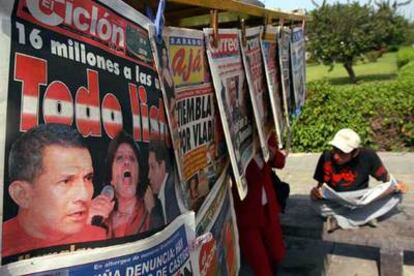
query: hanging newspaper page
[
  {"left": 204, "top": 28, "right": 255, "bottom": 200},
  {"left": 290, "top": 26, "right": 306, "bottom": 115},
  {"left": 0, "top": 0, "right": 180, "bottom": 265},
  {"left": 150, "top": 27, "right": 228, "bottom": 213},
  {"left": 1, "top": 212, "right": 196, "bottom": 275},
  {"left": 240, "top": 26, "right": 273, "bottom": 161},
  {"left": 261, "top": 25, "right": 288, "bottom": 149},
  {"left": 195, "top": 164, "right": 240, "bottom": 276},
  {"left": 277, "top": 27, "right": 294, "bottom": 126}
]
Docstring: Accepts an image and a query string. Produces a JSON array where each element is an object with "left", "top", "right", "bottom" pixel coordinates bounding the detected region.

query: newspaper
[
  {"left": 290, "top": 27, "right": 306, "bottom": 115},
  {"left": 321, "top": 179, "right": 397, "bottom": 209},
  {"left": 150, "top": 27, "right": 228, "bottom": 213},
  {"left": 261, "top": 25, "right": 288, "bottom": 149},
  {"left": 0, "top": 0, "right": 181, "bottom": 264},
  {"left": 1, "top": 212, "right": 196, "bottom": 275},
  {"left": 277, "top": 27, "right": 293, "bottom": 126},
  {"left": 204, "top": 28, "right": 256, "bottom": 200},
  {"left": 240, "top": 26, "right": 273, "bottom": 161},
  {"left": 195, "top": 163, "right": 240, "bottom": 276}
]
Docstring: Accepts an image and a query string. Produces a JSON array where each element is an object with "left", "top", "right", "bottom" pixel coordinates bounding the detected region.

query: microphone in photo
[{"left": 91, "top": 185, "right": 115, "bottom": 227}]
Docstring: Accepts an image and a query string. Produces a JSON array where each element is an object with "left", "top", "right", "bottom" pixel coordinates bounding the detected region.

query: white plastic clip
[{"left": 190, "top": 232, "right": 213, "bottom": 251}]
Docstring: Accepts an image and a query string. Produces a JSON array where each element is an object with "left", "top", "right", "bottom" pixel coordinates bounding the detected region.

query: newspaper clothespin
[
  {"left": 240, "top": 18, "right": 247, "bottom": 47},
  {"left": 154, "top": 0, "right": 166, "bottom": 44},
  {"left": 210, "top": 9, "right": 219, "bottom": 48},
  {"left": 262, "top": 14, "right": 270, "bottom": 39},
  {"left": 278, "top": 18, "right": 285, "bottom": 39},
  {"left": 190, "top": 232, "right": 213, "bottom": 251},
  {"left": 290, "top": 18, "right": 295, "bottom": 29},
  {"left": 144, "top": 0, "right": 155, "bottom": 22}
]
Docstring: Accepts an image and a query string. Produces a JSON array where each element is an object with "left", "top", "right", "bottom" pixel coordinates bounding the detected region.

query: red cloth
[
  {"left": 238, "top": 207, "right": 285, "bottom": 276},
  {"left": 2, "top": 217, "right": 106, "bottom": 257},
  {"left": 268, "top": 132, "right": 286, "bottom": 169},
  {"left": 232, "top": 149, "right": 286, "bottom": 275}
]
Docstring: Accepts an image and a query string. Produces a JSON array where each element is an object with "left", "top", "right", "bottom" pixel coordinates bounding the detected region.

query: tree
[
  {"left": 308, "top": 2, "right": 377, "bottom": 83},
  {"left": 308, "top": 0, "right": 412, "bottom": 83},
  {"left": 405, "top": 21, "right": 414, "bottom": 46},
  {"left": 372, "top": 0, "right": 413, "bottom": 49}
]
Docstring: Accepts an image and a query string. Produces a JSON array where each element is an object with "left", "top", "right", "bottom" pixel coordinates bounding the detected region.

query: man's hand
[
  {"left": 310, "top": 186, "right": 323, "bottom": 200},
  {"left": 89, "top": 194, "right": 115, "bottom": 224},
  {"left": 144, "top": 187, "right": 155, "bottom": 214},
  {"left": 395, "top": 181, "right": 409, "bottom": 193}
]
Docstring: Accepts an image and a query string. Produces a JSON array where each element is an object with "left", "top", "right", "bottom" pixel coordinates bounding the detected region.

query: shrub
[
  {"left": 396, "top": 46, "right": 414, "bottom": 68},
  {"left": 399, "top": 60, "right": 414, "bottom": 80},
  {"left": 364, "top": 51, "right": 380, "bottom": 62},
  {"left": 387, "top": 44, "right": 400, "bottom": 52},
  {"left": 292, "top": 61, "right": 414, "bottom": 152}
]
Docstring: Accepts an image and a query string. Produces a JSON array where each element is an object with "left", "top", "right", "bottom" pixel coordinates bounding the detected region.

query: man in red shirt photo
[{"left": 2, "top": 123, "right": 106, "bottom": 257}]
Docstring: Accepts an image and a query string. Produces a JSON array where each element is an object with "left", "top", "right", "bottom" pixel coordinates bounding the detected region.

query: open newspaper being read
[{"left": 321, "top": 178, "right": 398, "bottom": 209}]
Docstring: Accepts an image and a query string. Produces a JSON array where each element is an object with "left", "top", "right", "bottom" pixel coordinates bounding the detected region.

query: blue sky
[{"left": 261, "top": 0, "right": 414, "bottom": 21}]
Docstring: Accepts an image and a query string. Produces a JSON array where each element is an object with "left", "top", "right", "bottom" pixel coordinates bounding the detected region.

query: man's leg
[
  {"left": 333, "top": 193, "right": 402, "bottom": 229},
  {"left": 311, "top": 199, "right": 352, "bottom": 232},
  {"left": 310, "top": 199, "right": 350, "bottom": 218}
]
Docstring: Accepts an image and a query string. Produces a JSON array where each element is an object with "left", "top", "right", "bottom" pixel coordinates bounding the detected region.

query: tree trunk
[{"left": 343, "top": 62, "right": 357, "bottom": 83}]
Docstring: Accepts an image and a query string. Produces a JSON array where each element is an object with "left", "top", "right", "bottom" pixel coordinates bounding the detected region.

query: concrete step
[
  {"left": 274, "top": 152, "right": 414, "bottom": 276},
  {"left": 278, "top": 236, "right": 380, "bottom": 276},
  {"left": 278, "top": 236, "right": 414, "bottom": 276},
  {"left": 277, "top": 236, "right": 330, "bottom": 276},
  {"left": 280, "top": 195, "right": 414, "bottom": 252},
  {"left": 326, "top": 254, "right": 378, "bottom": 276}
]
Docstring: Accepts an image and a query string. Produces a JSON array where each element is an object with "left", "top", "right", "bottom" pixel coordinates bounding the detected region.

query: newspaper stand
[
  {"left": 125, "top": 0, "right": 306, "bottom": 28},
  {"left": 0, "top": 0, "right": 306, "bottom": 275}
]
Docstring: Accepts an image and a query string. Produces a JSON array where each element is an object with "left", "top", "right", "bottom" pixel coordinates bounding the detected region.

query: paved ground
[
  {"left": 275, "top": 152, "right": 414, "bottom": 276},
  {"left": 238, "top": 152, "right": 414, "bottom": 275}
]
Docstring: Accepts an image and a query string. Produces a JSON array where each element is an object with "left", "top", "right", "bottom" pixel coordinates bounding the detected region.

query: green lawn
[{"left": 306, "top": 52, "right": 398, "bottom": 85}]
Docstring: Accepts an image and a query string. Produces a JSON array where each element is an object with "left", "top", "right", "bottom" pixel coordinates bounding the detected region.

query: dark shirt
[
  {"left": 164, "top": 173, "right": 180, "bottom": 223},
  {"left": 150, "top": 197, "right": 165, "bottom": 229},
  {"left": 313, "top": 148, "right": 389, "bottom": 192}
]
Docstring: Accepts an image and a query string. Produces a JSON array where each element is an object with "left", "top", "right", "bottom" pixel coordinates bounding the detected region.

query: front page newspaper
[
  {"left": 290, "top": 26, "right": 306, "bottom": 115},
  {"left": 150, "top": 27, "right": 228, "bottom": 213},
  {"left": 277, "top": 27, "right": 293, "bottom": 125},
  {"left": 204, "top": 28, "right": 255, "bottom": 200},
  {"left": 240, "top": 26, "right": 273, "bottom": 161},
  {"left": 195, "top": 165, "right": 240, "bottom": 276},
  {"left": 0, "top": 0, "right": 179, "bottom": 264},
  {"left": 261, "top": 25, "right": 288, "bottom": 149}
]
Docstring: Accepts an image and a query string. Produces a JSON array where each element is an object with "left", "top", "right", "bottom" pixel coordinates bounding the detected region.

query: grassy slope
[{"left": 306, "top": 52, "right": 398, "bottom": 85}]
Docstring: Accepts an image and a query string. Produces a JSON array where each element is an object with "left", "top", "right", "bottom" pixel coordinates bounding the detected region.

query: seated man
[
  {"left": 3, "top": 124, "right": 106, "bottom": 257},
  {"left": 310, "top": 128, "right": 408, "bottom": 232}
]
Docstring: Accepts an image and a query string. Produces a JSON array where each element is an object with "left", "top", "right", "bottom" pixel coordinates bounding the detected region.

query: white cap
[{"left": 329, "top": 128, "right": 361, "bottom": 153}]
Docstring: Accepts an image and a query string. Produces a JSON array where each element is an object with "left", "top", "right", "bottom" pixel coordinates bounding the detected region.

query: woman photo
[{"left": 89, "top": 131, "right": 150, "bottom": 238}]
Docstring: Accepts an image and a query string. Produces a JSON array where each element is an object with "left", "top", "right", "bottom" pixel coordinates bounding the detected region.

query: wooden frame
[{"left": 124, "top": 0, "right": 307, "bottom": 28}]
